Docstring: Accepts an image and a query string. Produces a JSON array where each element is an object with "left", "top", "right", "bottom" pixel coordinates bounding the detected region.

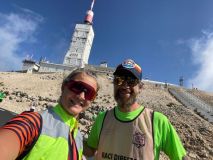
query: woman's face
[{"left": 60, "top": 73, "right": 98, "bottom": 117}]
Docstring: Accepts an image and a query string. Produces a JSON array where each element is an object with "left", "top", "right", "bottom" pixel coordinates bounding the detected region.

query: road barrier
[{"left": 168, "top": 88, "right": 213, "bottom": 123}]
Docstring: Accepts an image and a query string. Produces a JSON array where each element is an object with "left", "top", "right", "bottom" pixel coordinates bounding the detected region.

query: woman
[{"left": 0, "top": 68, "right": 99, "bottom": 160}]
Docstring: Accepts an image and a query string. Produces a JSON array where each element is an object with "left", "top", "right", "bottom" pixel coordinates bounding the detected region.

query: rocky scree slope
[{"left": 0, "top": 72, "right": 212, "bottom": 160}]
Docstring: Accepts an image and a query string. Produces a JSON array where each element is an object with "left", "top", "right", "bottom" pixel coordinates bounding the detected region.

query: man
[
  {"left": 0, "top": 68, "right": 99, "bottom": 160},
  {"left": 84, "top": 59, "right": 187, "bottom": 160}
]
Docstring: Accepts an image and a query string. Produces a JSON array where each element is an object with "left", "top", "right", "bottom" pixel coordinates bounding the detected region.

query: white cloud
[
  {"left": 187, "top": 31, "right": 213, "bottom": 92},
  {"left": 0, "top": 11, "right": 42, "bottom": 71}
]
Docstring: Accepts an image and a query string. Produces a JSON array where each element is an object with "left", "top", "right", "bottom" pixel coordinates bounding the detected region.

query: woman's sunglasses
[
  {"left": 113, "top": 76, "right": 139, "bottom": 87},
  {"left": 65, "top": 80, "right": 97, "bottom": 101}
]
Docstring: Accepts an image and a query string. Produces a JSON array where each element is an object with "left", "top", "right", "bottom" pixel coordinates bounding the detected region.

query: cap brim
[{"left": 113, "top": 69, "right": 138, "bottom": 79}]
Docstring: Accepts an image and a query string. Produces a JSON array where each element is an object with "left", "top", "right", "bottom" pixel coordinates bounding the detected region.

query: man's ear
[{"left": 139, "top": 82, "right": 144, "bottom": 89}]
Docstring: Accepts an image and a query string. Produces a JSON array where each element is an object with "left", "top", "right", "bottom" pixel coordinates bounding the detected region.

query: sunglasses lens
[
  {"left": 85, "top": 88, "right": 96, "bottom": 101},
  {"left": 114, "top": 76, "right": 138, "bottom": 86},
  {"left": 127, "top": 77, "right": 138, "bottom": 86},
  {"left": 66, "top": 80, "right": 96, "bottom": 101},
  {"left": 114, "top": 77, "right": 124, "bottom": 86}
]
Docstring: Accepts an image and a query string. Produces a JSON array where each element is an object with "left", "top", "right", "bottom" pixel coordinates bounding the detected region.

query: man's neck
[{"left": 118, "top": 102, "right": 140, "bottom": 112}]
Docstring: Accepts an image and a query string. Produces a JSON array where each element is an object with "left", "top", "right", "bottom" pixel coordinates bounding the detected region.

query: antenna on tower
[
  {"left": 30, "top": 54, "right": 34, "bottom": 60},
  {"left": 90, "top": 0, "right": 95, "bottom": 10},
  {"left": 84, "top": 0, "right": 95, "bottom": 25}
]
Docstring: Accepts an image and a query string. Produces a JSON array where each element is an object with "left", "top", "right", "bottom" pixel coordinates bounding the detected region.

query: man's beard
[{"left": 114, "top": 89, "right": 137, "bottom": 108}]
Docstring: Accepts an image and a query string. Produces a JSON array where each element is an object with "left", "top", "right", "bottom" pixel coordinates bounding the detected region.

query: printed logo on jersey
[{"left": 132, "top": 131, "right": 145, "bottom": 148}]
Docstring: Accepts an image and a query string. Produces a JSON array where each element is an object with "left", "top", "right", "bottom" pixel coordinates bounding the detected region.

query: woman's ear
[{"left": 61, "top": 84, "right": 65, "bottom": 91}]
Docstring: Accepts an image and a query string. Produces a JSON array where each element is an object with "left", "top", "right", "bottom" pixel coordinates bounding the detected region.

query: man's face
[
  {"left": 60, "top": 73, "right": 98, "bottom": 117},
  {"left": 113, "top": 74, "right": 142, "bottom": 107}
]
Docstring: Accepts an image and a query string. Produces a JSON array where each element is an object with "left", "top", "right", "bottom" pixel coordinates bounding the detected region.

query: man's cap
[{"left": 113, "top": 59, "right": 142, "bottom": 80}]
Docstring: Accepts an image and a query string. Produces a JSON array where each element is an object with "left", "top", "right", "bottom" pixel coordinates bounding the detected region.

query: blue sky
[{"left": 1, "top": 0, "right": 213, "bottom": 92}]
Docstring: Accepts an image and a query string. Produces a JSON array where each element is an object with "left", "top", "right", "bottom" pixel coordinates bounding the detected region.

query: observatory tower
[{"left": 63, "top": 0, "right": 95, "bottom": 68}]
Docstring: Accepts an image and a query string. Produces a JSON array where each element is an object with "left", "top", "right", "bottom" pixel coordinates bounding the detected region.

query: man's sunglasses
[
  {"left": 113, "top": 76, "right": 139, "bottom": 87},
  {"left": 65, "top": 80, "right": 97, "bottom": 101}
]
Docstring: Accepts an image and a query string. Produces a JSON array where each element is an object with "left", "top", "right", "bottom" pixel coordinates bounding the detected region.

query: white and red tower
[{"left": 63, "top": 0, "right": 95, "bottom": 67}]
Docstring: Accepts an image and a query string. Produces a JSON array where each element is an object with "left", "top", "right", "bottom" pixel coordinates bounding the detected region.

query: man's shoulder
[
  {"left": 153, "top": 111, "right": 169, "bottom": 123},
  {"left": 96, "top": 110, "right": 108, "bottom": 118},
  {"left": 94, "top": 108, "right": 115, "bottom": 123}
]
